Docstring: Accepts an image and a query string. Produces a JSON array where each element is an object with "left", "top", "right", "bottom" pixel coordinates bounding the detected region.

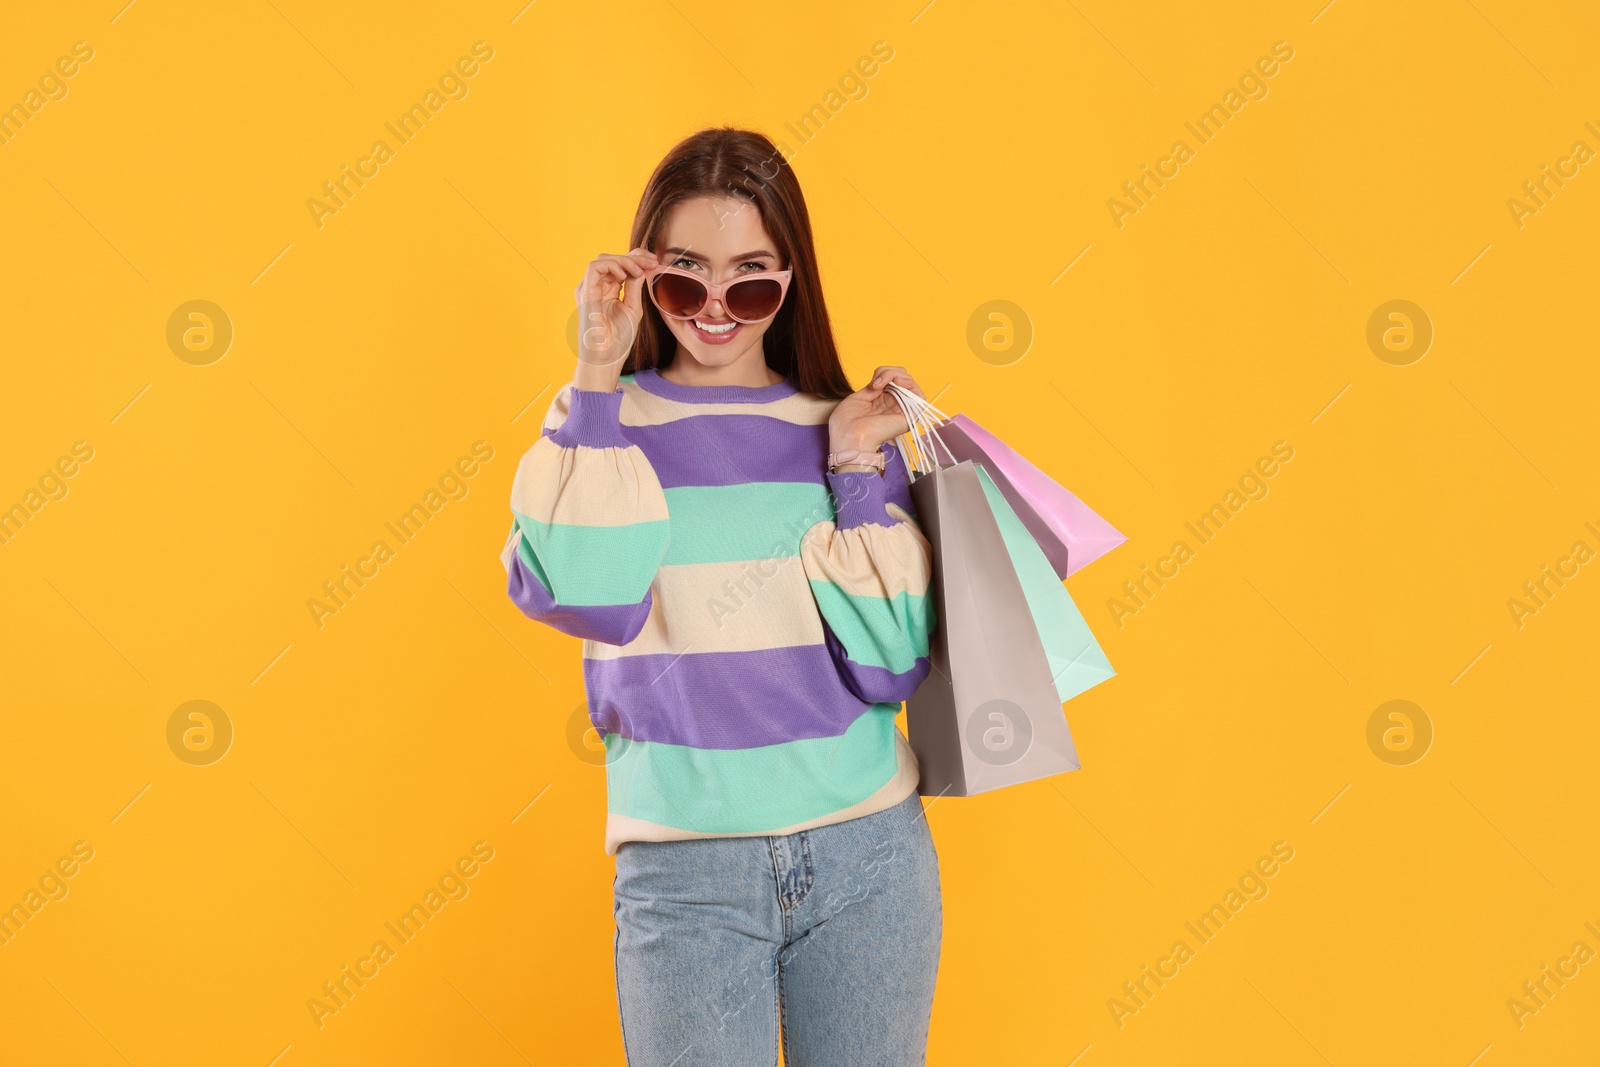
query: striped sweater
[{"left": 500, "top": 367, "right": 935, "bottom": 855}]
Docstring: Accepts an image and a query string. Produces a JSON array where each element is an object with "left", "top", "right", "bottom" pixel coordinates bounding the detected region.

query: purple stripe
[
  {"left": 623, "top": 415, "right": 828, "bottom": 488},
  {"left": 823, "top": 623, "right": 930, "bottom": 704},
  {"left": 830, "top": 470, "right": 897, "bottom": 530},
  {"left": 829, "top": 445, "right": 917, "bottom": 529},
  {"left": 883, "top": 444, "right": 915, "bottom": 517},
  {"left": 540, "top": 384, "right": 918, "bottom": 510},
  {"left": 633, "top": 367, "right": 798, "bottom": 404},
  {"left": 550, "top": 387, "right": 629, "bottom": 448},
  {"left": 506, "top": 551, "right": 652, "bottom": 645},
  {"left": 583, "top": 643, "right": 878, "bottom": 748}
]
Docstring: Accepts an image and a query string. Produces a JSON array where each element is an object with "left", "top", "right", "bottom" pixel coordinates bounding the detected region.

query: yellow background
[{"left": 3, "top": 0, "right": 1597, "bottom": 1063}]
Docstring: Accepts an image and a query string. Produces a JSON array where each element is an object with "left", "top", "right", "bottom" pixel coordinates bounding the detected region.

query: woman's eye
[{"left": 671, "top": 257, "right": 700, "bottom": 270}]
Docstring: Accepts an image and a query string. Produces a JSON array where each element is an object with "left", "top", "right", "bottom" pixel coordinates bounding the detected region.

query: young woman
[{"left": 501, "top": 127, "right": 942, "bottom": 1066}]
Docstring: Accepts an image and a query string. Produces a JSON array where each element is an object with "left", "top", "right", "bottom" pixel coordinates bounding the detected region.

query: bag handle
[
  {"left": 893, "top": 383, "right": 952, "bottom": 423},
  {"left": 889, "top": 384, "right": 950, "bottom": 476},
  {"left": 886, "top": 385, "right": 932, "bottom": 476},
  {"left": 885, "top": 381, "right": 957, "bottom": 476}
]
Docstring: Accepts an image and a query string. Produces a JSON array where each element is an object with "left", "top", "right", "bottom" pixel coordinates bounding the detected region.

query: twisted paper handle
[
  {"left": 888, "top": 384, "right": 946, "bottom": 475},
  {"left": 885, "top": 381, "right": 956, "bottom": 477}
]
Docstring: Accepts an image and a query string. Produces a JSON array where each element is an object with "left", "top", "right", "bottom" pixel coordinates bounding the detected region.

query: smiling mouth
[{"left": 693, "top": 319, "right": 737, "bottom": 335}]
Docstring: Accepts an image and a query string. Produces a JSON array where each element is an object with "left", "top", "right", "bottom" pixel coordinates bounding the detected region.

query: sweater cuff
[
  {"left": 549, "top": 387, "right": 629, "bottom": 448},
  {"left": 828, "top": 467, "right": 902, "bottom": 530}
]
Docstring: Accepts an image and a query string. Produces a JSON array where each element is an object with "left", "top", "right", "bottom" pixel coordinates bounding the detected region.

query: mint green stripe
[
  {"left": 513, "top": 514, "right": 669, "bottom": 606},
  {"left": 605, "top": 707, "right": 902, "bottom": 832},
  {"left": 661, "top": 482, "right": 833, "bottom": 566},
  {"left": 809, "top": 583, "right": 932, "bottom": 672},
  {"left": 975, "top": 465, "right": 1115, "bottom": 703},
  {"left": 513, "top": 526, "right": 552, "bottom": 589}
]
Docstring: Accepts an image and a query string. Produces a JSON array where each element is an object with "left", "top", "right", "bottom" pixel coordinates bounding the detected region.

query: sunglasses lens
[
  {"left": 651, "top": 273, "right": 707, "bottom": 318},
  {"left": 725, "top": 276, "right": 785, "bottom": 321}
]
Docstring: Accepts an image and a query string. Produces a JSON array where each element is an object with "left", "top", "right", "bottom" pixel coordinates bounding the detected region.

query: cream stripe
[
  {"left": 582, "top": 557, "right": 823, "bottom": 661},
  {"left": 603, "top": 730, "right": 922, "bottom": 854},
  {"left": 510, "top": 436, "right": 669, "bottom": 527},
  {"left": 800, "top": 518, "right": 932, "bottom": 600},
  {"left": 540, "top": 380, "right": 837, "bottom": 431},
  {"left": 618, "top": 380, "right": 838, "bottom": 428}
]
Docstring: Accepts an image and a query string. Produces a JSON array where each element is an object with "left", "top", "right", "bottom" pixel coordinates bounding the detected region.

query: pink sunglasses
[{"left": 641, "top": 264, "right": 794, "bottom": 324}]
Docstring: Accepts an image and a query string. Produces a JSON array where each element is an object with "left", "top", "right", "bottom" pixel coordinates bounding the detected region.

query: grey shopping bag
[{"left": 906, "top": 460, "right": 1082, "bottom": 797}]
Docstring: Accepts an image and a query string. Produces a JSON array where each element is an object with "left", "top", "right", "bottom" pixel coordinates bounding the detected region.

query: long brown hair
[{"left": 623, "top": 127, "right": 854, "bottom": 400}]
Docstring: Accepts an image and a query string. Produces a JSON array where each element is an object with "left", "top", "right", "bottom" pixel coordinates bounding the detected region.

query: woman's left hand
[{"left": 828, "top": 365, "right": 926, "bottom": 454}]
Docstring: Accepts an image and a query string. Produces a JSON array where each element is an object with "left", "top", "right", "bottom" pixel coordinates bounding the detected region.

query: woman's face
[{"left": 652, "top": 195, "right": 787, "bottom": 372}]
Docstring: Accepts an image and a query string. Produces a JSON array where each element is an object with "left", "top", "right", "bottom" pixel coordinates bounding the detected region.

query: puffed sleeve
[
  {"left": 501, "top": 384, "right": 670, "bottom": 645},
  {"left": 800, "top": 444, "right": 935, "bottom": 703}
]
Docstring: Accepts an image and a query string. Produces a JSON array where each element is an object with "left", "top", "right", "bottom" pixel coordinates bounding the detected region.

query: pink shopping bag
[{"left": 933, "top": 414, "right": 1126, "bottom": 579}]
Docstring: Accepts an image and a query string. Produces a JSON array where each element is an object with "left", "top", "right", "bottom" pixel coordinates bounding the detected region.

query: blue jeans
[{"left": 613, "top": 789, "right": 943, "bottom": 1066}]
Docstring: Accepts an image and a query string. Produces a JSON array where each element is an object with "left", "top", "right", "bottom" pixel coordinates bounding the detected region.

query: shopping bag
[
  {"left": 905, "top": 459, "right": 1082, "bottom": 797},
  {"left": 935, "top": 414, "right": 1126, "bottom": 579},
  {"left": 937, "top": 415, "right": 1126, "bottom": 579},
  {"left": 973, "top": 463, "right": 1116, "bottom": 705}
]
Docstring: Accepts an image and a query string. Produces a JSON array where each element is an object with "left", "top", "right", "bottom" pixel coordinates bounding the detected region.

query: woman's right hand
[{"left": 572, "top": 246, "right": 658, "bottom": 393}]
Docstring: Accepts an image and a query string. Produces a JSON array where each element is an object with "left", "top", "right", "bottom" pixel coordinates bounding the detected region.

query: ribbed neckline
[{"left": 632, "top": 367, "right": 797, "bottom": 404}]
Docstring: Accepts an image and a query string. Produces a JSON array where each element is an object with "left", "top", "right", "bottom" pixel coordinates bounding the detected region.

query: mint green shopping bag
[{"left": 974, "top": 465, "right": 1116, "bottom": 704}]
